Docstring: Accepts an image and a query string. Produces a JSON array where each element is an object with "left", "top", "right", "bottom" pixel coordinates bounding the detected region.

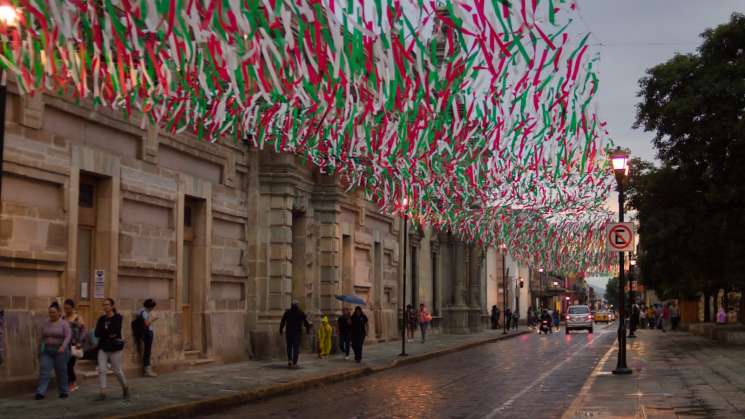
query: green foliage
[
  {"left": 604, "top": 276, "right": 619, "bottom": 307},
  {"left": 631, "top": 13, "right": 745, "bottom": 297}
]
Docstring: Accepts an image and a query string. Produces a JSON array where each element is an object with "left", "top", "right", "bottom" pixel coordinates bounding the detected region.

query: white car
[{"left": 566, "top": 305, "right": 593, "bottom": 334}]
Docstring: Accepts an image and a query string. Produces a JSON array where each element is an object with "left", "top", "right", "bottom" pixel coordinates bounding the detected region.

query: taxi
[{"left": 594, "top": 310, "right": 610, "bottom": 323}]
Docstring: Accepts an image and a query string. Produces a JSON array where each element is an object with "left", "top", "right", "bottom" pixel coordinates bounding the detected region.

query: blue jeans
[{"left": 36, "top": 347, "right": 68, "bottom": 396}]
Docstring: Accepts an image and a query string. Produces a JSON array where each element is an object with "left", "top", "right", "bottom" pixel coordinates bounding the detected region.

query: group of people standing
[
  {"left": 34, "top": 297, "right": 158, "bottom": 401},
  {"left": 489, "top": 305, "right": 520, "bottom": 330},
  {"left": 637, "top": 302, "right": 679, "bottom": 332},
  {"left": 281, "top": 302, "right": 433, "bottom": 368}
]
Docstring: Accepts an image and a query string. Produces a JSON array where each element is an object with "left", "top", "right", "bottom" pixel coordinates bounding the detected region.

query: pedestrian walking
[
  {"left": 406, "top": 304, "right": 417, "bottom": 342},
  {"left": 35, "top": 301, "right": 71, "bottom": 400},
  {"left": 63, "top": 299, "right": 85, "bottom": 393},
  {"left": 717, "top": 307, "right": 727, "bottom": 324},
  {"left": 131, "top": 298, "right": 159, "bottom": 377},
  {"left": 418, "top": 304, "right": 432, "bottom": 343},
  {"left": 337, "top": 307, "right": 352, "bottom": 360},
  {"left": 552, "top": 310, "right": 560, "bottom": 332},
  {"left": 504, "top": 308, "right": 512, "bottom": 330},
  {"left": 654, "top": 304, "right": 663, "bottom": 330},
  {"left": 279, "top": 301, "right": 312, "bottom": 368},
  {"left": 670, "top": 303, "right": 680, "bottom": 331},
  {"left": 490, "top": 305, "right": 500, "bottom": 329},
  {"left": 512, "top": 310, "right": 519, "bottom": 330},
  {"left": 639, "top": 305, "right": 647, "bottom": 329},
  {"left": 661, "top": 303, "right": 671, "bottom": 332},
  {"left": 94, "top": 298, "right": 129, "bottom": 401},
  {"left": 317, "top": 315, "right": 332, "bottom": 358},
  {"left": 350, "top": 306, "right": 369, "bottom": 363},
  {"left": 647, "top": 306, "right": 655, "bottom": 329}
]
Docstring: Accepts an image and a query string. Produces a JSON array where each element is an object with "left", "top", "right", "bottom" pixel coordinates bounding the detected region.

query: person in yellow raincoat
[{"left": 317, "top": 316, "right": 333, "bottom": 358}]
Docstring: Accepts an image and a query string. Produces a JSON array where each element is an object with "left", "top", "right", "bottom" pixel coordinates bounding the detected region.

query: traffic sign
[{"left": 606, "top": 223, "right": 635, "bottom": 252}]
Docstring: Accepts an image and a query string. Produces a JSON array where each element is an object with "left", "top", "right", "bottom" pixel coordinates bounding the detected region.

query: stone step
[
  {"left": 183, "top": 350, "right": 201, "bottom": 359},
  {"left": 189, "top": 357, "right": 215, "bottom": 366}
]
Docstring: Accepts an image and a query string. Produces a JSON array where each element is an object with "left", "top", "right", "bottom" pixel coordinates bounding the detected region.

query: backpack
[{"left": 131, "top": 311, "right": 145, "bottom": 340}]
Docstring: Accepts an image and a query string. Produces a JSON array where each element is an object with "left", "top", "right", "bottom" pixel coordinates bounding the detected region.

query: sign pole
[{"left": 613, "top": 184, "right": 631, "bottom": 375}]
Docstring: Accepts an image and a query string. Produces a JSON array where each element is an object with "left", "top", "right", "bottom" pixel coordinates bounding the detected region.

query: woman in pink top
[
  {"left": 35, "top": 301, "right": 71, "bottom": 400},
  {"left": 418, "top": 304, "right": 432, "bottom": 343}
]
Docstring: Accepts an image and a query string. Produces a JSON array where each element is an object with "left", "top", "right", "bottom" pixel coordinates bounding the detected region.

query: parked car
[
  {"left": 594, "top": 310, "right": 610, "bottom": 323},
  {"left": 566, "top": 305, "right": 593, "bottom": 334}
]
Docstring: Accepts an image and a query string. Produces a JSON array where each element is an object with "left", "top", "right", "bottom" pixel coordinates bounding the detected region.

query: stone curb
[{"left": 107, "top": 330, "right": 530, "bottom": 419}]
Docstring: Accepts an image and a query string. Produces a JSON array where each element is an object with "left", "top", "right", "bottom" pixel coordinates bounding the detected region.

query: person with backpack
[
  {"left": 132, "top": 299, "right": 158, "bottom": 377},
  {"left": 95, "top": 298, "right": 128, "bottom": 400},
  {"left": 512, "top": 310, "right": 519, "bottom": 330}
]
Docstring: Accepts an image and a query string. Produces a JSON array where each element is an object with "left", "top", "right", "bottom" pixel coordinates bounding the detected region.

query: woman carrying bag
[
  {"left": 63, "top": 299, "right": 85, "bottom": 392},
  {"left": 94, "top": 298, "right": 129, "bottom": 401}
]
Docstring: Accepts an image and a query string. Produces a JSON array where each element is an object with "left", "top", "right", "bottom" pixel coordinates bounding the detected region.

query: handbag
[
  {"left": 70, "top": 345, "right": 84, "bottom": 359},
  {"left": 110, "top": 339, "right": 125, "bottom": 352}
]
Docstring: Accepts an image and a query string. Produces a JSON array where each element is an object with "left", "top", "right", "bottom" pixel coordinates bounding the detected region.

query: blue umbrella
[{"left": 335, "top": 294, "right": 366, "bottom": 305}]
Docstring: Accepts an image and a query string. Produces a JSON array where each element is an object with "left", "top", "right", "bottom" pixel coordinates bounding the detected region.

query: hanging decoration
[{"left": 0, "top": 0, "right": 616, "bottom": 273}]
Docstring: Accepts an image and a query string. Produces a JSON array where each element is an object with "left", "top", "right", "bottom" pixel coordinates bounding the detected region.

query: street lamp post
[
  {"left": 500, "top": 244, "right": 510, "bottom": 335},
  {"left": 628, "top": 259, "right": 637, "bottom": 339},
  {"left": 399, "top": 197, "right": 408, "bottom": 357},
  {"left": 611, "top": 147, "right": 632, "bottom": 375},
  {"left": 0, "top": 5, "right": 19, "bottom": 203}
]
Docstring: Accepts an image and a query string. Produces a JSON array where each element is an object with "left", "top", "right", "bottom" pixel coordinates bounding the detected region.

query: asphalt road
[{"left": 200, "top": 323, "right": 617, "bottom": 419}]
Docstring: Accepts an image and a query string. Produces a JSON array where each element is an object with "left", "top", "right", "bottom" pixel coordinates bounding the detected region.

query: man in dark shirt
[
  {"left": 279, "top": 301, "right": 312, "bottom": 367},
  {"left": 350, "top": 306, "right": 369, "bottom": 363},
  {"left": 337, "top": 307, "right": 352, "bottom": 360}
]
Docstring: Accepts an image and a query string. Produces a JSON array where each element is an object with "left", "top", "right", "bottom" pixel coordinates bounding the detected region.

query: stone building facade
[{"left": 0, "top": 86, "right": 502, "bottom": 391}]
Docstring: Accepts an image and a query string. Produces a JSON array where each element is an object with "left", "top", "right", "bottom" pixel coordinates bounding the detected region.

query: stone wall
[{"left": 0, "top": 85, "right": 500, "bottom": 389}]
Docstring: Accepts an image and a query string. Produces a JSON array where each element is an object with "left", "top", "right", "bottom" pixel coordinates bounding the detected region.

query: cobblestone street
[{"left": 202, "top": 325, "right": 616, "bottom": 419}]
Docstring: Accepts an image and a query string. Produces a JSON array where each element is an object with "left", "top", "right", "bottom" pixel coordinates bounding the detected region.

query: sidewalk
[
  {"left": 0, "top": 327, "right": 528, "bottom": 419},
  {"left": 563, "top": 329, "right": 745, "bottom": 419}
]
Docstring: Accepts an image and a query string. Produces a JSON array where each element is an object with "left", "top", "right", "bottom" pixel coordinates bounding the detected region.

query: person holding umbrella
[
  {"left": 279, "top": 301, "right": 312, "bottom": 368},
  {"left": 350, "top": 306, "right": 369, "bottom": 363},
  {"left": 337, "top": 307, "right": 352, "bottom": 360}
]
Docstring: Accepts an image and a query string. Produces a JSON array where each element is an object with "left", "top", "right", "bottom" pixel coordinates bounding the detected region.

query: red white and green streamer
[{"left": 0, "top": 0, "right": 617, "bottom": 273}]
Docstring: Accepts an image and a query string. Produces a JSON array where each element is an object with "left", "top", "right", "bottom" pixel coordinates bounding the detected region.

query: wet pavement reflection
[{"left": 201, "top": 325, "right": 616, "bottom": 419}]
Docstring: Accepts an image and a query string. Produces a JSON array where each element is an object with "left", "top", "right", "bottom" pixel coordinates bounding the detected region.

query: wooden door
[{"left": 181, "top": 241, "right": 193, "bottom": 350}]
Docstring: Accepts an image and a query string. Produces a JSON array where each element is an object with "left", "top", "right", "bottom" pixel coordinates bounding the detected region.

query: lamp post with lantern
[
  {"left": 611, "top": 147, "right": 632, "bottom": 375},
  {"left": 500, "top": 243, "right": 508, "bottom": 335},
  {"left": 399, "top": 196, "right": 409, "bottom": 357},
  {"left": 0, "top": 4, "right": 18, "bottom": 202}
]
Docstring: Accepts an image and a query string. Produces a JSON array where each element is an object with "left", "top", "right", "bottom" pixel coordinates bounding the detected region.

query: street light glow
[
  {"left": 611, "top": 147, "right": 629, "bottom": 174},
  {"left": 0, "top": 5, "right": 17, "bottom": 27}
]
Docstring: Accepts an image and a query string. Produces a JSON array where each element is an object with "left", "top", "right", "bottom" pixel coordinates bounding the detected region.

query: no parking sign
[{"left": 606, "top": 223, "right": 635, "bottom": 252}]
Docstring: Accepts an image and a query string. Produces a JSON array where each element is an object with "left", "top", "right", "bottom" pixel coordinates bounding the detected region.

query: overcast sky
[
  {"left": 576, "top": 1, "right": 745, "bottom": 290},
  {"left": 575, "top": 0, "right": 745, "bottom": 163}
]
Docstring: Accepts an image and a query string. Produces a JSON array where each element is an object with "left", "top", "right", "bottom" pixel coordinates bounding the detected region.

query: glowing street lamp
[
  {"left": 0, "top": 4, "right": 18, "bottom": 204},
  {"left": 610, "top": 147, "right": 632, "bottom": 375},
  {"left": 0, "top": 5, "right": 18, "bottom": 27},
  {"left": 499, "top": 244, "right": 508, "bottom": 335}
]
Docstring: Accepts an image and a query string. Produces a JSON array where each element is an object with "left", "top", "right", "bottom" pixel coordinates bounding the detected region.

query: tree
[
  {"left": 632, "top": 14, "right": 745, "bottom": 318},
  {"left": 604, "top": 276, "right": 619, "bottom": 309}
]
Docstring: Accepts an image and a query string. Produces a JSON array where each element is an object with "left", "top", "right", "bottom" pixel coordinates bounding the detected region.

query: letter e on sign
[{"left": 606, "top": 223, "right": 635, "bottom": 252}]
